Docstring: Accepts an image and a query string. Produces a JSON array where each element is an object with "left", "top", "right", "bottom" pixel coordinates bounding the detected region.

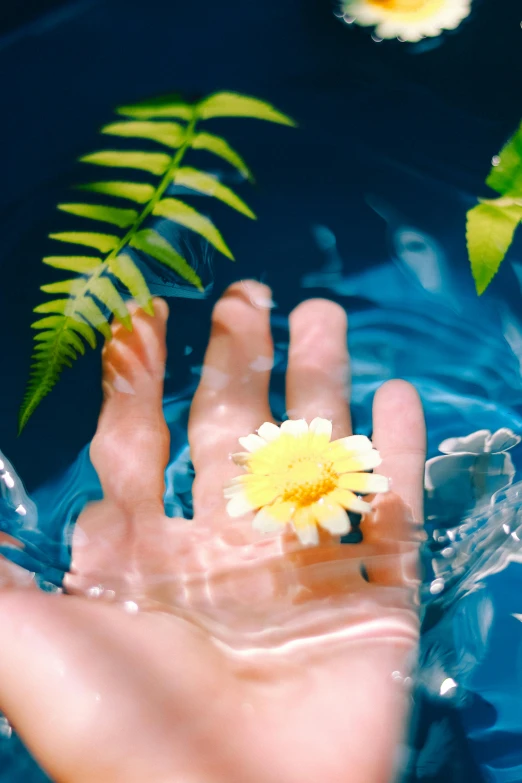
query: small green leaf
[
  {"left": 175, "top": 168, "right": 255, "bottom": 218},
  {"left": 90, "top": 277, "right": 132, "bottom": 329},
  {"left": 49, "top": 232, "right": 119, "bottom": 253},
  {"left": 198, "top": 92, "right": 296, "bottom": 127},
  {"left": 130, "top": 229, "right": 204, "bottom": 291},
  {"left": 64, "top": 330, "right": 86, "bottom": 355},
  {"left": 43, "top": 256, "right": 102, "bottom": 273},
  {"left": 80, "top": 150, "right": 171, "bottom": 176},
  {"left": 78, "top": 298, "right": 112, "bottom": 340},
  {"left": 70, "top": 319, "right": 97, "bottom": 349},
  {"left": 34, "top": 299, "right": 69, "bottom": 315},
  {"left": 34, "top": 330, "right": 56, "bottom": 342},
  {"left": 466, "top": 202, "right": 522, "bottom": 294},
  {"left": 31, "top": 315, "right": 64, "bottom": 330},
  {"left": 110, "top": 253, "right": 153, "bottom": 314},
  {"left": 153, "top": 198, "right": 233, "bottom": 259},
  {"left": 58, "top": 203, "right": 138, "bottom": 229},
  {"left": 486, "top": 123, "right": 522, "bottom": 198},
  {"left": 75, "top": 181, "right": 156, "bottom": 204},
  {"left": 117, "top": 95, "right": 193, "bottom": 120},
  {"left": 192, "top": 132, "right": 253, "bottom": 181},
  {"left": 40, "top": 278, "right": 86, "bottom": 295},
  {"left": 102, "top": 121, "right": 185, "bottom": 149}
]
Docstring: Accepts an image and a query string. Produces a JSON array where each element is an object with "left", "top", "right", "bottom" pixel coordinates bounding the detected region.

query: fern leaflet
[{"left": 20, "top": 91, "right": 295, "bottom": 432}]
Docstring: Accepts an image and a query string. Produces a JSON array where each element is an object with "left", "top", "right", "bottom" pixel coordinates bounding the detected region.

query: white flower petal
[
  {"left": 238, "top": 434, "right": 267, "bottom": 452},
  {"left": 316, "top": 504, "right": 350, "bottom": 535},
  {"left": 226, "top": 492, "right": 255, "bottom": 518},
  {"left": 376, "top": 20, "right": 406, "bottom": 39},
  {"left": 252, "top": 507, "right": 286, "bottom": 533},
  {"left": 292, "top": 523, "right": 319, "bottom": 546},
  {"left": 439, "top": 430, "right": 490, "bottom": 455},
  {"left": 309, "top": 417, "right": 333, "bottom": 440},
  {"left": 348, "top": 496, "right": 372, "bottom": 514},
  {"left": 365, "top": 473, "right": 389, "bottom": 493},
  {"left": 347, "top": 4, "right": 380, "bottom": 25},
  {"left": 337, "top": 435, "right": 373, "bottom": 454},
  {"left": 281, "top": 419, "right": 309, "bottom": 437},
  {"left": 485, "top": 428, "right": 521, "bottom": 454},
  {"left": 226, "top": 474, "right": 248, "bottom": 486},
  {"left": 345, "top": 0, "right": 471, "bottom": 40},
  {"left": 400, "top": 29, "right": 424, "bottom": 41},
  {"left": 339, "top": 473, "right": 389, "bottom": 494},
  {"left": 424, "top": 453, "right": 472, "bottom": 494},
  {"left": 257, "top": 422, "right": 281, "bottom": 442},
  {"left": 223, "top": 474, "right": 254, "bottom": 498},
  {"left": 337, "top": 450, "right": 382, "bottom": 472}
]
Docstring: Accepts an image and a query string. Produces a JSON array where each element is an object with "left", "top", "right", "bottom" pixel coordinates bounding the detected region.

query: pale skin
[{"left": 0, "top": 280, "right": 426, "bottom": 783}]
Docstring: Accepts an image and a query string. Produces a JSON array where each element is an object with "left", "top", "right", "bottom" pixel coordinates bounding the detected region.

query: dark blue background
[{"left": 1, "top": 3, "right": 521, "bottom": 781}]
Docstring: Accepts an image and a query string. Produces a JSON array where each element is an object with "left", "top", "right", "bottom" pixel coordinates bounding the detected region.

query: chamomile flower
[
  {"left": 224, "top": 418, "right": 389, "bottom": 546},
  {"left": 342, "top": 0, "right": 472, "bottom": 42}
]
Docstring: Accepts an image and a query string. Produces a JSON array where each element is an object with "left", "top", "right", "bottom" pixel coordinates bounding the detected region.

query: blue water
[{"left": 2, "top": 0, "right": 522, "bottom": 780}]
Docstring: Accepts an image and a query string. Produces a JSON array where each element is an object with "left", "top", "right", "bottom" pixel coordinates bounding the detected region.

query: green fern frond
[{"left": 20, "top": 90, "right": 295, "bottom": 432}]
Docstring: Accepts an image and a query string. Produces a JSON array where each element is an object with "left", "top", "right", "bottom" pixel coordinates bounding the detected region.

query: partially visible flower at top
[
  {"left": 341, "top": 0, "right": 472, "bottom": 43},
  {"left": 224, "top": 418, "right": 389, "bottom": 546},
  {"left": 425, "top": 428, "right": 521, "bottom": 520}
]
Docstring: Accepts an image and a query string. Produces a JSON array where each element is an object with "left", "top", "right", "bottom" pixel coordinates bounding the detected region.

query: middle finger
[
  {"left": 189, "top": 280, "right": 274, "bottom": 516},
  {"left": 286, "top": 299, "right": 352, "bottom": 438}
]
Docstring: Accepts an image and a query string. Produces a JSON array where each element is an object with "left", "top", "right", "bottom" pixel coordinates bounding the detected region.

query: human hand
[{"left": 0, "top": 281, "right": 425, "bottom": 783}]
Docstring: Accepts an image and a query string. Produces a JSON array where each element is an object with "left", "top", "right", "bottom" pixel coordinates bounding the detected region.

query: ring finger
[{"left": 286, "top": 299, "right": 352, "bottom": 438}]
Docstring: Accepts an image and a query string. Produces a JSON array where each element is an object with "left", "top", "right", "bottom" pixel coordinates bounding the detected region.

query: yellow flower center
[
  {"left": 282, "top": 460, "right": 338, "bottom": 506},
  {"left": 366, "top": 0, "right": 445, "bottom": 14}
]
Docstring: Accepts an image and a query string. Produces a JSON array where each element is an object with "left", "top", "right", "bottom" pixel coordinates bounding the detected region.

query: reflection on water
[{"left": 1, "top": 212, "right": 522, "bottom": 780}]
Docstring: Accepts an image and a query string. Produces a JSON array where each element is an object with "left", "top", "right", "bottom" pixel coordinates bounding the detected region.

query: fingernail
[{"left": 239, "top": 280, "right": 275, "bottom": 310}]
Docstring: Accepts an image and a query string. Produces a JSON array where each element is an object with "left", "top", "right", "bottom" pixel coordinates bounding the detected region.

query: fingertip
[
  {"left": 222, "top": 279, "right": 274, "bottom": 310},
  {"left": 211, "top": 281, "right": 274, "bottom": 338},
  {"left": 289, "top": 298, "right": 347, "bottom": 332},
  {"left": 152, "top": 298, "right": 169, "bottom": 321},
  {"left": 373, "top": 380, "right": 425, "bottom": 448}
]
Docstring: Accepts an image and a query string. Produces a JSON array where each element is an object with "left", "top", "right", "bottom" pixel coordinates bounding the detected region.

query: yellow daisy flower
[
  {"left": 342, "top": 0, "right": 472, "bottom": 42},
  {"left": 224, "top": 418, "right": 389, "bottom": 546}
]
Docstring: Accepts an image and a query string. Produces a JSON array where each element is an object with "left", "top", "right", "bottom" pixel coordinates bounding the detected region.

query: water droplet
[
  {"left": 440, "top": 677, "right": 457, "bottom": 696},
  {"left": 430, "top": 577, "right": 445, "bottom": 595},
  {"left": 2, "top": 472, "right": 14, "bottom": 489}
]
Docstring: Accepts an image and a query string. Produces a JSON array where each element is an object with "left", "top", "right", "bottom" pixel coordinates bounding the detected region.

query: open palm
[{"left": 0, "top": 281, "right": 425, "bottom": 783}]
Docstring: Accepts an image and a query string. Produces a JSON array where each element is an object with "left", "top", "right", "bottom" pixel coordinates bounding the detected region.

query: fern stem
[
  {"left": 63, "top": 111, "right": 199, "bottom": 324},
  {"left": 106, "top": 108, "right": 200, "bottom": 262}
]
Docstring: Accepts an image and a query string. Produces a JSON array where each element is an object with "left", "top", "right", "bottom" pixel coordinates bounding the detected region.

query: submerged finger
[
  {"left": 361, "top": 380, "right": 426, "bottom": 580},
  {"left": 189, "top": 280, "right": 274, "bottom": 517},
  {"left": 89, "top": 298, "right": 171, "bottom": 515},
  {"left": 286, "top": 299, "right": 351, "bottom": 438},
  {"left": 371, "top": 379, "right": 426, "bottom": 524}
]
